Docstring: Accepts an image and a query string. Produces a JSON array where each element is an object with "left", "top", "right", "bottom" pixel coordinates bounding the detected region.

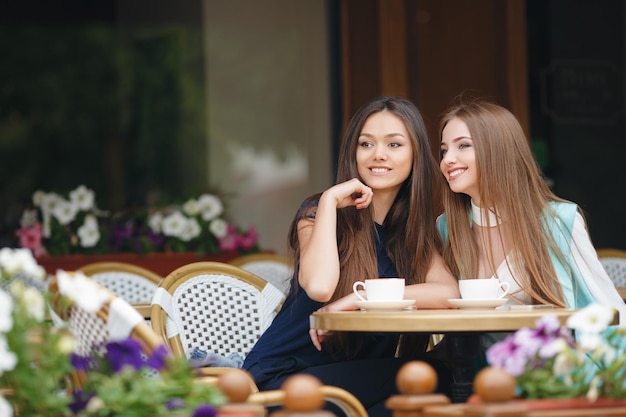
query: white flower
[
  {"left": 22, "top": 287, "right": 45, "bottom": 322},
  {"left": 57, "top": 332, "right": 75, "bottom": 355},
  {"left": 209, "top": 218, "right": 229, "bottom": 239},
  {"left": 69, "top": 185, "right": 95, "bottom": 211},
  {"left": 552, "top": 350, "right": 574, "bottom": 380},
  {"left": 148, "top": 212, "right": 163, "bottom": 233},
  {"left": 178, "top": 218, "right": 201, "bottom": 242},
  {"left": 197, "top": 194, "right": 223, "bottom": 221},
  {"left": 567, "top": 304, "right": 614, "bottom": 334},
  {"left": 577, "top": 332, "right": 604, "bottom": 352},
  {"left": 0, "top": 248, "right": 45, "bottom": 280},
  {"left": 40, "top": 192, "right": 63, "bottom": 214},
  {"left": 20, "top": 208, "right": 38, "bottom": 228},
  {"left": 586, "top": 376, "right": 601, "bottom": 402},
  {"left": 161, "top": 211, "right": 187, "bottom": 238},
  {"left": 77, "top": 215, "right": 101, "bottom": 248},
  {"left": 0, "top": 335, "right": 17, "bottom": 375},
  {"left": 182, "top": 198, "right": 201, "bottom": 217},
  {"left": 0, "top": 291, "right": 13, "bottom": 333},
  {"left": 86, "top": 396, "right": 106, "bottom": 413},
  {"left": 57, "top": 270, "right": 108, "bottom": 314},
  {"left": 0, "top": 395, "right": 13, "bottom": 417},
  {"left": 31, "top": 190, "right": 46, "bottom": 207},
  {"left": 51, "top": 199, "right": 79, "bottom": 226}
]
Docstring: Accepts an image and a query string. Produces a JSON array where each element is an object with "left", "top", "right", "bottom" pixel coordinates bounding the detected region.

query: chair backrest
[
  {"left": 247, "top": 383, "right": 368, "bottom": 417},
  {"left": 48, "top": 272, "right": 165, "bottom": 388},
  {"left": 229, "top": 253, "right": 293, "bottom": 295},
  {"left": 597, "top": 249, "right": 626, "bottom": 291},
  {"left": 151, "top": 261, "right": 285, "bottom": 360},
  {"left": 78, "top": 261, "right": 162, "bottom": 318},
  {"left": 48, "top": 273, "right": 163, "bottom": 355}
]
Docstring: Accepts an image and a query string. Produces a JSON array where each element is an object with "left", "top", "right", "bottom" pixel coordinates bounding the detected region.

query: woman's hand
[
  {"left": 308, "top": 292, "right": 362, "bottom": 350},
  {"left": 322, "top": 178, "right": 373, "bottom": 210}
]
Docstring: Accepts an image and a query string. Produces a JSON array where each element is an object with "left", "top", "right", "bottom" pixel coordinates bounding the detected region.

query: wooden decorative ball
[
  {"left": 473, "top": 367, "right": 516, "bottom": 403},
  {"left": 396, "top": 360, "right": 438, "bottom": 395},
  {"left": 282, "top": 374, "right": 325, "bottom": 411},
  {"left": 218, "top": 369, "right": 255, "bottom": 403}
]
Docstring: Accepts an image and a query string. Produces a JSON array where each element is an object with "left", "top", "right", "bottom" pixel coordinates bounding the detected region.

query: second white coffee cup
[
  {"left": 353, "top": 278, "right": 405, "bottom": 302},
  {"left": 459, "top": 278, "right": 510, "bottom": 300}
]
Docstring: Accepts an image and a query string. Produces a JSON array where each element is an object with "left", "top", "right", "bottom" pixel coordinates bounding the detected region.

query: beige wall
[{"left": 203, "top": 0, "right": 333, "bottom": 256}]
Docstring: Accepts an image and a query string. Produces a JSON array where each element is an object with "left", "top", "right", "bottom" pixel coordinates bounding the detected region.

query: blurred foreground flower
[{"left": 486, "top": 304, "right": 626, "bottom": 400}]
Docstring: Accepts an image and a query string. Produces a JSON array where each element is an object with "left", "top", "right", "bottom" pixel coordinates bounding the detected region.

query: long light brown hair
[
  {"left": 439, "top": 97, "right": 576, "bottom": 307},
  {"left": 288, "top": 97, "right": 442, "bottom": 300}
]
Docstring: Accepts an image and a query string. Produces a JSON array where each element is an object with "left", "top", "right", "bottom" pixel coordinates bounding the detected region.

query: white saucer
[
  {"left": 355, "top": 300, "right": 416, "bottom": 311},
  {"left": 448, "top": 298, "right": 508, "bottom": 309}
]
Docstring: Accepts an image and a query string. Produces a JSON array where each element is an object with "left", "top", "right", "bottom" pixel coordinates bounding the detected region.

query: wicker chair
[
  {"left": 597, "top": 248, "right": 626, "bottom": 299},
  {"left": 248, "top": 384, "right": 368, "bottom": 417},
  {"left": 78, "top": 261, "right": 162, "bottom": 319},
  {"left": 229, "top": 253, "right": 293, "bottom": 295},
  {"left": 150, "top": 261, "right": 285, "bottom": 389},
  {"left": 48, "top": 272, "right": 165, "bottom": 388}
]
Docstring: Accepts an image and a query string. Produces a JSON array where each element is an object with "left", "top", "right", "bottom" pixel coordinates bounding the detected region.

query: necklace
[{"left": 471, "top": 200, "right": 501, "bottom": 227}]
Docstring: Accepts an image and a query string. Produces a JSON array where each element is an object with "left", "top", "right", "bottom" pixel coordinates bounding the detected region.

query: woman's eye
[
  {"left": 459, "top": 142, "right": 471, "bottom": 149},
  {"left": 358, "top": 141, "right": 372, "bottom": 148},
  {"left": 389, "top": 142, "right": 401, "bottom": 148},
  {"left": 440, "top": 148, "right": 447, "bottom": 158}
]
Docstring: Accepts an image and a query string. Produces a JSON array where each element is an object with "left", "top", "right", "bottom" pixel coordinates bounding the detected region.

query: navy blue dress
[{"left": 243, "top": 222, "right": 399, "bottom": 388}]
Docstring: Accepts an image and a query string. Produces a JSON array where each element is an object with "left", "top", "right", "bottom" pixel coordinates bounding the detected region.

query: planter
[
  {"left": 36, "top": 251, "right": 246, "bottom": 277},
  {"left": 468, "top": 394, "right": 626, "bottom": 410}
]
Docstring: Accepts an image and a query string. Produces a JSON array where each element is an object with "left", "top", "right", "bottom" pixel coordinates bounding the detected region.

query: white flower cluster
[
  {"left": 56, "top": 270, "right": 109, "bottom": 314},
  {"left": 148, "top": 193, "right": 229, "bottom": 242},
  {"left": 0, "top": 248, "right": 54, "bottom": 416},
  {"left": 0, "top": 248, "right": 45, "bottom": 282},
  {"left": 28, "top": 185, "right": 101, "bottom": 248}
]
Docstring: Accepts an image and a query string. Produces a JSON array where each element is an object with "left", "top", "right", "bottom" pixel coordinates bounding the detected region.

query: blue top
[{"left": 242, "top": 221, "right": 400, "bottom": 386}]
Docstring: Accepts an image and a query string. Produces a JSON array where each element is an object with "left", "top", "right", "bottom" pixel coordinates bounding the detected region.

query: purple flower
[
  {"left": 105, "top": 338, "right": 144, "bottom": 372},
  {"left": 486, "top": 314, "right": 578, "bottom": 377},
  {"left": 69, "top": 391, "right": 94, "bottom": 414},
  {"left": 146, "top": 345, "right": 170, "bottom": 370},
  {"left": 486, "top": 333, "right": 530, "bottom": 376},
  {"left": 166, "top": 398, "right": 186, "bottom": 410},
  {"left": 146, "top": 229, "right": 166, "bottom": 246},
  {"left": 192, "top": 404, "right": 217, "bottom": 417},
  {"left": 70, "top": 353, "right": 92, "bottom": 371}
]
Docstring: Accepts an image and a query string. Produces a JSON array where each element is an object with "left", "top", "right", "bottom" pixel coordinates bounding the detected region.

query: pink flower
[
  {"left": 15, "top": 223, "right": 47, "bottom": 257},
  {"left": 218, "top": 224, "right": 238, "bottom": 252},
  {"left": 237, "top": 225, "right": 259, "bottom": 250}
]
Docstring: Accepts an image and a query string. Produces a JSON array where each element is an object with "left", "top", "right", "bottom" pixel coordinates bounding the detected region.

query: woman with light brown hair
[
  {"left": 243, "top": 96, "right": 458, "bottom": 416},
  {"left": 437, "top": 96, "right": 625, "bottom": 322}
]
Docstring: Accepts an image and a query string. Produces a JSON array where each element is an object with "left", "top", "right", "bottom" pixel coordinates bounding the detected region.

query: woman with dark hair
[
  {"left": 437, "top": 96, "right": 625, "bottom": 321},
  {"left": 243, "top": 96, "right": 459, "bottom": 417}
]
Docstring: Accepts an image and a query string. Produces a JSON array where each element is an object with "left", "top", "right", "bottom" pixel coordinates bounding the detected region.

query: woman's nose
[
  {"left": 374, "top": 145, "right": 387, "bottom": 160},
  {"left": 442, "top": 150, "right": 455, "bottom": 164}
]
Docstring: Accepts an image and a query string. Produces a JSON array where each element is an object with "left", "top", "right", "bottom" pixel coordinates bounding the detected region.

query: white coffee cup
[
  {"left": 352, "top": 278, "right": 405, "bottom": 302},
  {"left": 459, "top": 278, "right": 510, "bottom": 300}
]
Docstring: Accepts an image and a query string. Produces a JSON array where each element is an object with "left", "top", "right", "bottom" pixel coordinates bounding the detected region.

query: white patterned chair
[
  {"left": 597, "top": 248, "right": 626, "bottom": 299},
  {"left": 150, "top": 261, "right": 285, "bottom": 390},
  {"left": 48, "top": 272, "right": 165, "bottom": 388},
  {"left": 78, "top": 261, "right": 162, "bottom": 319},
  {"left": 229, "top": 253, "right": 293, "bottom": 296}
]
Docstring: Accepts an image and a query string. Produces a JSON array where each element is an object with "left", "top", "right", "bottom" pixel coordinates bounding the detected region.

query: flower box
[{"left": 36, "top": 251, "right": 245, "bottom": 277}]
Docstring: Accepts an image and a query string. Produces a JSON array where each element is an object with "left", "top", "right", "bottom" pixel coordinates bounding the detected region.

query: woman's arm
[
  {"left": 570, "top": 213, "right": 626, "bottom": 325},
  {"left": 404, "top": 251, "right": 459, "bottom": 309},
  {"left": 298, "top": 178, "right": 373, "bottom": 302}
]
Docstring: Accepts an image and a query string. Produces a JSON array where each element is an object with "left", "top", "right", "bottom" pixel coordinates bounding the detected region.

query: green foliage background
[{"left": 0, "top": 24, "right": 208, "bottom": 247}]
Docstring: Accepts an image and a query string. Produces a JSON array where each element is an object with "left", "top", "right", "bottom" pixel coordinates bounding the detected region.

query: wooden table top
[{"left": 310, "top": 307, "right": 619, "bottom": 333}]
